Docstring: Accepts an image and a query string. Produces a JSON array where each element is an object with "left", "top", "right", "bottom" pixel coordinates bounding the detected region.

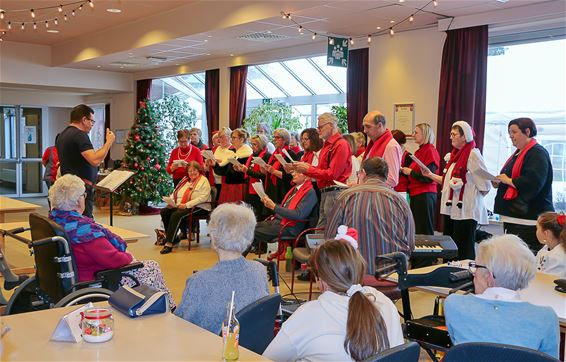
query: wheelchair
[
  {"left": 375, "top": 252, "right": 474, "bottom": 362},
  {"left": 2, "top": 212, "right": 143, "bottom": 315}
]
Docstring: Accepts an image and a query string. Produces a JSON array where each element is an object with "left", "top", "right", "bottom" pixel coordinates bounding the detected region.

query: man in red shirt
[{"left": 293, "top": 113, "right": 351, "bottom": 227}]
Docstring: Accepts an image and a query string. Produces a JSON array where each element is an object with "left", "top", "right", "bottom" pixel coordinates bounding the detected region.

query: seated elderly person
[
  {"left": 247, "top": 171, "right": 318, "bottom": 258},
  {"left": 175, "top": 203, "right": 269, "bottom": 334},
  {"left": 157, "top": 161, "right": 211, "bottom": 255},
  {"left": 49, "top": 174, "right": 175, "bottom": 309},
  {"left": 444, "top": 234, "right": 559, "bottom": 358}
]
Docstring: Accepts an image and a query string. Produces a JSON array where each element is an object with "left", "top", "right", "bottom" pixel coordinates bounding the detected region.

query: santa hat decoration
[
  {"left": 336, "top": 225, "right": 359, "bottom": 249},
  {"left": 452, "top": 121, "right": 474, "bottom": 143}
]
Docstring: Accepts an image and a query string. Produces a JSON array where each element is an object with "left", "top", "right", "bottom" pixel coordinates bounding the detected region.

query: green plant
[
  {"left": 242, "top": 99, "right": 302, "bottom": 134},
  {"left": 331, "top": 105, "right": 349, "bottom": 134},
  {"left": 152, "top": 94, "right": 197, "bottom": 155}
]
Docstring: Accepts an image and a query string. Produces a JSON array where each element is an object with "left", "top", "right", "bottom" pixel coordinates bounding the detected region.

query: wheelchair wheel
[
  {"left": 53, "top": 287, "right": 113, "bottom": 308},
  {"left": 5, "top": 276, "right": 51, "bottom": 315}
]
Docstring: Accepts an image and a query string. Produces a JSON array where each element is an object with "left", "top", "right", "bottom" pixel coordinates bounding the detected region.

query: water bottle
[
  {"left": 285, "top": 246, "right": 293, "bottom": 272},
  {"left": 222, "top": 302, "right": 240, "bottom": 361}
]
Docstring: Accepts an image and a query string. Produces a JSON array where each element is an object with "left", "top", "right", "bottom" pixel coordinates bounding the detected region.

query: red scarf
[
  {"left": 246, "top": 149, "right": 268, "bottom": 195},
  {"left": 443, "top": 141, "right": 476, "bottom": 208},
  {"left": 355, "top": 146, "right": 365, "bottom": 158},
  {"left": 266, "top": 145, "right": 289, "bottom": 185},
  {"left": 173, "top": 175, "right": 202, "bottom": 204},
  {"left": 501, "top": 138, "right": 537, "bottom": 200},
  {"left": 301, "top": 151, "right": 314, "bottom": 164},
  {"left": 280, "top": 180, "right": 313, "bottom": 227},
  {"left": 290, "top": 145, "right": 302, "bottom": 154},
  {"left": 364, "top": 129, "right": 393, "bottom": 160}
]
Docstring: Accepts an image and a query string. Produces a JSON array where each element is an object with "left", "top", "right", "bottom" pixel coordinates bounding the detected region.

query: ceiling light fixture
[
  {"left": 88, "top": 0, "right": 94, "bottom": 8},
  {"left": 45, "top": 21, "right": 49, "bottom": 28},
  {"left": 64, "top": 14, "right": 68, "bottom": 20},
  {"left": 433, "top": 0, "right": 438, "bottom": 7},
  {"left": 7, "top": 21, "right": 11, "bottom": 29},
  {"left": 349, "top": 37, "right": 354, "bottom": 45},
  {"left": 312, "top": 33, "right": 316, "bottom": 40},
  {"left": 389, "top": 28, "right": 395, "bottom": 37},
  {"left": 58, "top": 5, "right": 63, "bottom": 12},
  {"left": 21, "top": 23, "right": 25, "bottom": 30},
  {"left": 409, "top": 14, "right": 414, "bottom": 22},
  {"left": 33, "top": 22, "right": 37, "bottom": 30},
  {"left": 106, "top": 8, "right": 121, "bottom": 13},
  {"left": 47, "top": 29, "right": 59, "bottom": 33},
  {"left": 0, "top": 11, "right": 4, "bottom": 20},
  {"left": 54, "top": 18, "right": 58, "bottom": 25},
  {"left": 367, "top": 34, "right": 372, "bottom": 43},
  {"left": 72, "top": 9, "right": 76, "bottom": 16},
  {"left": 329, "top": 38, "right": 334, "bottom": 45},
  {"left": 31, "top": 9, "right": 36, "bottom": 18}
]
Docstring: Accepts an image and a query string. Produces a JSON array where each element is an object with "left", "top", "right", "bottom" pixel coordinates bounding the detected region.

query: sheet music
[
  {"left": 282, "top": 149, "right": 294, "bottom": 162},
  {"left": 201, "top": 150, "right": 216, "bottom": 161},
  {"left": 274, "top": 154, "right": 288, "bottom": 166},
  {"left": 334, "top": 180, "right": 348, "bottom": 188},
  {"left": 409, "top": 154, "right": 431, "bottom": 174},
  {"left": 251, "top": 181, "right": 267, "bottom": 199},
  {"left": 473, "top": 167, "right": 497, "bottom": 181},
  {"left": 227, "top": 158, "right": 243, "bottom": 167},
  {"left": 162, "top": 196, "right": 176, "bottom": 207},
  {"left": 173, "top": 159, "right": 188, "bottom": 167},
  {"left": 252, "top": 157, "right": 267, "bottom": 168},
  {"left": 96, "top": 170, "right": 134, "bottom": 192}
]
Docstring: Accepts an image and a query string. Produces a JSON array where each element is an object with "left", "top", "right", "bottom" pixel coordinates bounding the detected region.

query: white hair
[
  {"left": 48, "top": 174, "right": 85, "bottom": 211},
  {"left": 208, "top": 203, "right": 256, "bottom": 253},
  {"left": 477, "top": 234, "right": 536, "bottom": 291},
  {"left": 274, "top": 128, "right": 291, "bottom": 145}
]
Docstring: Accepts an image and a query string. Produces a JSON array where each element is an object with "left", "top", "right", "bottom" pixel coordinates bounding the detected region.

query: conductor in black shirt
[{"left": 56, "top": 104, "right": 115, "bottom": 218}]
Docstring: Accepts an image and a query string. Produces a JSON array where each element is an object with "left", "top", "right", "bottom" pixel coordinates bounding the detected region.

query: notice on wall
[
  {"left": 393, "top": 103, "right": 415, "bottom": 135},
  {"left": 24, "top": 126, "right": 36, "bottom": 144}
]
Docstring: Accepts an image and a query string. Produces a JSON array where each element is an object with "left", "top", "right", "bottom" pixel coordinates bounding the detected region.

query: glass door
[{"left": 0, "top": 105, "right": 44, "bottom": 197}]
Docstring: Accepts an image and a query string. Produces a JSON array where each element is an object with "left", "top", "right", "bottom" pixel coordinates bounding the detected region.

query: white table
[{"left": 1, "top": 303, "right": 269, "bottom": 361}]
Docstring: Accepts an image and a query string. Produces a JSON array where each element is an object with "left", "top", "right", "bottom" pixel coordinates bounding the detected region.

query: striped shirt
[{"left": 325, "top": 178, "right": 415, "bottom": 274}]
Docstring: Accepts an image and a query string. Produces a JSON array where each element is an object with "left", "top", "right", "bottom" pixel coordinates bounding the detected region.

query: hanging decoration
[
  {"left": 0, "top": 0, "right": 96, "bottom": 42},
  {"left": 281, "top": 0, "right": 452, "bottom": 46}
]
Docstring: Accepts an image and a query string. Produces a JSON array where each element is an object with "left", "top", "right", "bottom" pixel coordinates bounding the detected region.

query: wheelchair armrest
[{"left": 94, "top": 262, "right": 144, "bottom": 291}]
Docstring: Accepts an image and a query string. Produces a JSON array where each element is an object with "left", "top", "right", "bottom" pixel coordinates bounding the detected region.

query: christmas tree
[{"left": 120, "top": 100, "right": 173, "bottom": 212}]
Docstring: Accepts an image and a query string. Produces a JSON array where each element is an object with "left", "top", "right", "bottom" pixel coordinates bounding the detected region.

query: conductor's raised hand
[{"left": 106, "top": 128, "right": 116, "bottom": 144}]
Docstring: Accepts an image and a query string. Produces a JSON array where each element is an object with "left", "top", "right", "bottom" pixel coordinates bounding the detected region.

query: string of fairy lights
[
  {"left": 281, "top": 0, "right": 451, "bottom": 45},
  {"left": 0, "top": 0, "right": 95, "bottom": 41}
]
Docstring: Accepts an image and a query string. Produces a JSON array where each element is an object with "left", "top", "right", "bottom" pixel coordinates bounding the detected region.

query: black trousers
[
  {"left": 83, "top": 183, "right": 95, "bottom": 219},
  {"left": 504, "top": 222, "right": 538, "bottom": 254},
  {"left": 410, "top": 192, "right": 437, "bottom": 235},
  {"left": 160, "top": 207, "right": 208, "bottom": 244},
  {"left": 443, "top": 216, "right": 477, "bottom": 260}
]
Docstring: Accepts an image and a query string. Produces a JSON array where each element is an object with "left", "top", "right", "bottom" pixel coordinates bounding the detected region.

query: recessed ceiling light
[
  {"left": 97, "top": 65, "right": 101, "bottom": 68},
  {"left": 204, "top": 39, "right": 208, "bottom": 42},
  {"left": 230, "top": 53, "right": 234, "bottom": 56},
  {"left": 207, "top": 35, "right": 213, "bottom": 38},
  {"left": 106, "top": 8, "right": 121, "bottom": 13},
  {"left": 47, "top": 29, "right": 59, "bottom": 33},
  {"left": 175, "top": 63, "right": 180, "bottom": 66},
  {"left": 390, "top": 20, "right": 395, "bottom": 24},
  {"left": 376, "top": 26, "right": 381, "bottom": 30},
  {"left": 206, "top": 53, "right": 211, "bottom": 56}
]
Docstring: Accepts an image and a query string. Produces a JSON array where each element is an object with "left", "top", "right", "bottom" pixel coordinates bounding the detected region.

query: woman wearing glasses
[
  {"left": 422, "top": 121, "right": 491, "bottom": 260},
  {"left": 444, "top": 234, "right": 559, "bottom": 359},
  {"left": 48, "top": 174, "right": 175, "bottom": 309}
]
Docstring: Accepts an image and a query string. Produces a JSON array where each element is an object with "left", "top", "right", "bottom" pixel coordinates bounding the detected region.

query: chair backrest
[
  {"left": 28, "top": 212, "right": 79, "bottom": 303},
  {"left": 235, "top": 293, "right": 282, "bottom": 355},
  {"left": 362, "top": 341, "right": 420, "bottom": 362},
  {"left": 444, "top": 342, "right": 559, "bottom": 362}
]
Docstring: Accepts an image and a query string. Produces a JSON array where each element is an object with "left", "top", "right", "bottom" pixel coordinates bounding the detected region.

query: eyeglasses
[
  {"left": 82, "top": 192, "right": 88, "bottom": 199},
  {"left": 468, "top": 261, "right": 495, "bottom": 278},
  {"left": 273, "top": 135, "right": 283, "bottom": 139},
  {"left": 317, "top": 122, "right": 332, "bottom": 131},
  {"left": 449, "top": 132, "right": 460, "bottom": 138}
]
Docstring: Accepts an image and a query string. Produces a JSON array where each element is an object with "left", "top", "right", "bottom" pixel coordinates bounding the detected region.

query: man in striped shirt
[{"left": 325, "top": 157, "right": 415, "bottom": 274}]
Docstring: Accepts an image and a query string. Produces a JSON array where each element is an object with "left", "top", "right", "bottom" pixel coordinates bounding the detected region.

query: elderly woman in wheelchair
[
  {"left": 48, "top": 174, "right": 175, "bottom": 309},
  {"left": 444, "top": 234, "right": 559, "bottom": 359}
]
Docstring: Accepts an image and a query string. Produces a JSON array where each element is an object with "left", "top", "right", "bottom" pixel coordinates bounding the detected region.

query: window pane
[
  {"left": 310, "top": 56, "right": 347, "bottom": 93},
  {"left": 178, "top": 73, "right": 205, "bottom": 99},
  {"left": 283, "top": 59, "right": 339, "bottom": 95},
  {"left": 483, "top": 39, "right": 566, "bottom": 212},
  {"left": 292, "top": 105, "right": 313, "bottom": 129},
  {"left": 247, "top": 66, "right": 286, "bottom": 98},
  {"left": 246, "top": 85, "right": 263, "bottom": 100},
  {"left": 257, "top": 63, "right": 311, "bottom": 96}
]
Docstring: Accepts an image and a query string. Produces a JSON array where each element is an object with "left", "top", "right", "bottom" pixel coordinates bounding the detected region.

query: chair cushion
[{"left": 362, "top": 274, "right": 402, "bottom": 301}]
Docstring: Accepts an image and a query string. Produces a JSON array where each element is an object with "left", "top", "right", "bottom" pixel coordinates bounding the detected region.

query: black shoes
[
  {"left": 4, "top": 275, "right": 29, "bottom": 290},
  {"left": 160, "top": 246, "right": 173, "bottom": 254}
]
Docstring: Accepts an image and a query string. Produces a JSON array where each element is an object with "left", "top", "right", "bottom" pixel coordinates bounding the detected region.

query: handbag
[{"left": 108, "top": 285, "right": 168, "bottom": 318}]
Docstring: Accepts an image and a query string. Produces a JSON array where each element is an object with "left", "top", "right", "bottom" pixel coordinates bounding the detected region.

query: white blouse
[
  {"left": 212, "top": 146, "right": 236, "bottom": 184},
  {"left": 170, "top": 176, "right": 212, "bottom": 211},
  {"left": 439, "top": 148, "right": 491, "bottom": 224},
  {"left": 536, "top": 244, "right": 566, "bottom": 278}
]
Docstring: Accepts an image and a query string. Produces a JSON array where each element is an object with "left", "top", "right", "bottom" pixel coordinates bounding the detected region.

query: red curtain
[
  {"left": 435, "top": 25, "right": 488, "bottom": 232},
  {"left": 205, "top": 69, "right": 220, "bottom": 145},
  {"left": 347, "top": 48, "right": 369, "bottom": 133},
  {"left": 229, "top": 65, "right": 248, "bottom": 130},
  {"left": 436, "top": 25, "right": 488, "bottom": 159},
  {"left": 136, "top": 79, "right": 152, "bottom": 106}
]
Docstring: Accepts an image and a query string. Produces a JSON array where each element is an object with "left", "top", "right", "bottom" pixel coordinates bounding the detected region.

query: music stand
[{"left": 95, "top": 170, "right": 134, "bottom": 226}]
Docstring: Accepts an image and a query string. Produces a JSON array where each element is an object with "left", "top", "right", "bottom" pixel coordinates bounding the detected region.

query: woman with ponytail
[{"left": 263, "top": 239, "right": 403, "bottom": 361}]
